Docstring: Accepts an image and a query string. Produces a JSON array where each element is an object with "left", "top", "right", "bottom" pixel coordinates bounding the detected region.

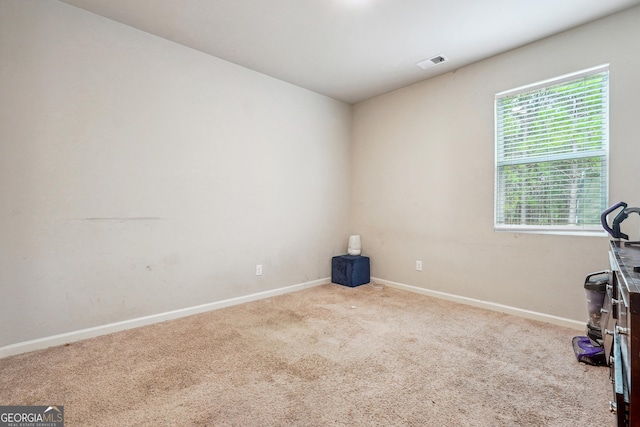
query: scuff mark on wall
[{"left": 78, "top": 217, "right": 164, "bottom": 222}]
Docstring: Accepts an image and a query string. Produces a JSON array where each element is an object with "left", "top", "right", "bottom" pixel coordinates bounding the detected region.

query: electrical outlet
[
  {"left": 256, "top": 264, "right": 263, "bottom": 276},
  {"left": 416, "top": 260, "right": 423, "bottom": 271}
]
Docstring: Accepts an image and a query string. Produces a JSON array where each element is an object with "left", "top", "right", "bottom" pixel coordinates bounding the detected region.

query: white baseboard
[
  {"left": 373, "top": 277, "right": 585, "bottom": 330},
  {"left": 0, "top": 278, "right": 329, "bottom": 359},
  {"left": 1, "top": 276, "right": 584, "bottom": 359}
]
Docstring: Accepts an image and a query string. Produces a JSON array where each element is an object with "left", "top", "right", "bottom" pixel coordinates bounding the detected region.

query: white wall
[
  {"left": 351, "top": 6, "right": 640, "bottom": 322},
  {"left": 0, "top": 0, "right": 352, "bottom": 347}
]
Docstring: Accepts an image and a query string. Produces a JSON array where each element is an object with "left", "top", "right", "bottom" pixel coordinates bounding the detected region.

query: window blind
[{"left": 494, "top": 65, "right": 609, "bottom": 233}]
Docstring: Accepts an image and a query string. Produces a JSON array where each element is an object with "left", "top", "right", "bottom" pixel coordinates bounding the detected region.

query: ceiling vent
[{"left": 416, "top": 55, "right": 448, "bottom": 70}]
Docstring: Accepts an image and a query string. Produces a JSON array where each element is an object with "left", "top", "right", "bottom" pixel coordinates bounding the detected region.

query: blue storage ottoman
[{"left": 332, "top": 255, "right": 370, "bottom": 287}]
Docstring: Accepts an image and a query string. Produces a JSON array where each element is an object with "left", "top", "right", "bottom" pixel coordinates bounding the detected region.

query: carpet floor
[{"left": 0, "top": 283, "right": 612, "bottom": 426}]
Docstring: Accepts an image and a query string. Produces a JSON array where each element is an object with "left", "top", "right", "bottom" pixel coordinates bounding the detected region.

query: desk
[{"left": 608, "top": 241, "right": 640, "bottom": 425}]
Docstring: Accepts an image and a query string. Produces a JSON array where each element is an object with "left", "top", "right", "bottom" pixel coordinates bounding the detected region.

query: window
[{"left": 494, "top": 65, "right": 609, "bottom": 234}]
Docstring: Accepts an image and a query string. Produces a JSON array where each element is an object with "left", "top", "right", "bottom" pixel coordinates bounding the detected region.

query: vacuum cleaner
[
  {"left": 572, "top": 270, "right": 609, "bottom": 366},
  {"left": 601, "top": 200, "right": 640, "bottom": 243}
]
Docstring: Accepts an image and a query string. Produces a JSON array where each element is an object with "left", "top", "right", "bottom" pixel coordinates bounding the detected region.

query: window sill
[{"left": 494, "top": 226, "right": 609, "bottom": 237}]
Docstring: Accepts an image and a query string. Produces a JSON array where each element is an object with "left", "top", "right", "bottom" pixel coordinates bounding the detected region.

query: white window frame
[{"left": 494, "top": 64, "right": 609, "bottom": 236}]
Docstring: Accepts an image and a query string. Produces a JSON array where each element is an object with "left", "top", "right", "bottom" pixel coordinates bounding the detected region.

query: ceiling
[{"left": 59, "top": 0, "right": 640, "bottom": 104}]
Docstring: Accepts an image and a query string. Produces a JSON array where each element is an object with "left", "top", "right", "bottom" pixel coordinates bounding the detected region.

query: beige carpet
[{"left": 0, "top": 284, "right": 612, "bottom": 426}]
